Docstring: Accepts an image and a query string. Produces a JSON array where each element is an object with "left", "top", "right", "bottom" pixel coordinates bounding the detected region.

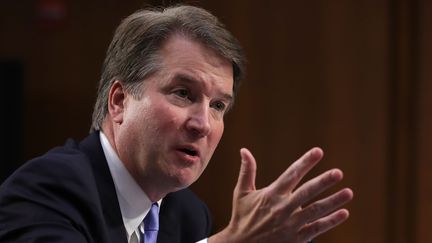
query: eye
[
  {"left": 211, "top": 101, "right": 226, "bottom": 112},
  {"left": 174, "top": 88, "right": 190, "bottom": 99}
]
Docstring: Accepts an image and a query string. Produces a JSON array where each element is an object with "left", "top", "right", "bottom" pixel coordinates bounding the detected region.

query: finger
[
  {"left": 298, "top": 209, "right": 350, "bottom": 242},
  {"left": 270, "top": 147, "right": 323, "bottom": 194},
  {"left": 289, "top": 169, "right": 344, "bottom": 209},
  {"left": 294, "top": 188, "right": 353, "bottom": 226},
  {"left": 234, "top": 148, "right": 257, "bottom": 197}
]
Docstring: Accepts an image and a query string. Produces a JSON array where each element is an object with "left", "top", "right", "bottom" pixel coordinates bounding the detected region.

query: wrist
[{"left": 208, "top": 226, "right": 238, "bottom": 243}]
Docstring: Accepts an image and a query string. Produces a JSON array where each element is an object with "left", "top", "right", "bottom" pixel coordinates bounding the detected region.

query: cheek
[
  {"left": 215, "top": 123, "right": 224, "bottom": 140},
  {"left": 148, "top": 103, "right": 183, "bottom": 133},
  {"left": 209, "top": 122, "right": 225, "bottom": 149}
]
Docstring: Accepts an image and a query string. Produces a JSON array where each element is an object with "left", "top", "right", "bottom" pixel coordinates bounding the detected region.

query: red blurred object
[{"left": 36, "top": 0, "right": 67, "bottom": 30}]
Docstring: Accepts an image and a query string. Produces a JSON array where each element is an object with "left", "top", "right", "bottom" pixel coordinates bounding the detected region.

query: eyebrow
[{"left": 176, "top": 73, "right": 234, "bottom": 102}]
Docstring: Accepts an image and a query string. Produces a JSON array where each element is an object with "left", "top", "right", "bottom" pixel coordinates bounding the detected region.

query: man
[{"left": 0, "top": 5, "right": 353, "bottom": 243}]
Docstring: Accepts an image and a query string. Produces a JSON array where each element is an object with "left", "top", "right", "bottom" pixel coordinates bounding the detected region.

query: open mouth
[{"left": 179, "top": 148, "right": 198, "bottom": 157}]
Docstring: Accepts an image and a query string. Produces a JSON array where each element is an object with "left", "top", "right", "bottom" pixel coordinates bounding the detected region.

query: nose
[{"left": 185, "top": 103, "right": 211, "bottom": 138}]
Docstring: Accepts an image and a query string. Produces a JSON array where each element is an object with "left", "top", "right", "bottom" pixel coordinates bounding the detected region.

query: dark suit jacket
[{"left": 0, "top": 132, "right": 212, "bottom": 243}]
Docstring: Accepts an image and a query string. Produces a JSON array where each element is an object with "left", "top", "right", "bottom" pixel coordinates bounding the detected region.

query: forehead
[{"left": 158, "top": 34, "right": 234, "bottom": 93}]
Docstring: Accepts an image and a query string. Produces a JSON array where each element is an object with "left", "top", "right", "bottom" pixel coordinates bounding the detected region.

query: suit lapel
[
  {"left": 79, "top": 132, "right": 128, "bottom": 243},
  {"left": 157, "top": 193, "right": 181, "bottom": 243}
]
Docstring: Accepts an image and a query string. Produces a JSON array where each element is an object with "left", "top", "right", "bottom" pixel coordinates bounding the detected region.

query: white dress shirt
[
  {"left": 100, "top": 132, "right": 161, "bottom": 243},
  {"left": 100, "top": 132, "right": 208, "bottom": 243}
]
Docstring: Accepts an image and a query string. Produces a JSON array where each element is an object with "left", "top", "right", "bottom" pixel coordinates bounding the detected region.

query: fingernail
[{"left": 331, "top": 169, "right": 343, "bottom": 179}]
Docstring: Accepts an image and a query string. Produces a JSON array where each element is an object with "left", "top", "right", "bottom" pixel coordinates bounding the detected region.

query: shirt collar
[{"left": 99, "top": 131, "right": 161, "bottom": 241}]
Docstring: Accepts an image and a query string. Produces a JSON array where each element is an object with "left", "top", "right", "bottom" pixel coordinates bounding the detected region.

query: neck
[{"left": 101, "top": 120, "right": 173, "bottom": 202}]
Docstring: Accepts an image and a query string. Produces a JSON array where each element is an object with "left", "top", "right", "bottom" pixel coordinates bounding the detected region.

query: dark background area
[{"left": 1, "top": 0, "right": 431, "bottom": 242}]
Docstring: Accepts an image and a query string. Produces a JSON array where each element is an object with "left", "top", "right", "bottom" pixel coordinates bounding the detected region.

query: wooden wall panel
[
  {"left": 416, "top": 0, "right": 432, "bottom": 242},
  {"left": 194, "top": 2, "right": 391, "bottom": 243}
]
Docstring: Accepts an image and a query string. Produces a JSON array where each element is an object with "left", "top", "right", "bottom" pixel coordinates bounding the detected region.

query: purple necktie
[{"left": 141, "top": 203, "right": 159, "bottom": 243}]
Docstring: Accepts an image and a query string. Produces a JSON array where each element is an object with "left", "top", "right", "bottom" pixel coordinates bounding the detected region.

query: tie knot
[{"left": 144, "top": 203, "right": 159, "bottom": 231}]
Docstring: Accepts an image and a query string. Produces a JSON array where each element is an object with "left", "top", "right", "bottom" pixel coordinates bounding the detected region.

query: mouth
[
  {"left": 178, "top": 148, "right": 198, "bottom": 157},
  {"left": 175, "top": 145, "right": 201, "bottom": 163}
]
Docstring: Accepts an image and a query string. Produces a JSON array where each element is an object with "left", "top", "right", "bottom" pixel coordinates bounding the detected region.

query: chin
[{"left": 170, "top": 170, "right": 199, "bottom": 190}]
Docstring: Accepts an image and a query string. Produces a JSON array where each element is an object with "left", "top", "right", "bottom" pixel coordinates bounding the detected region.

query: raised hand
[{"left": 209, "top": 147, "right": 353, "bottom": 243}]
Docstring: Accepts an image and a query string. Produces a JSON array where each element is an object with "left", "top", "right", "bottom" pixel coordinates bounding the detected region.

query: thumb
[{"left": 234, "top": 148, "right": 257, "bottom": 197}]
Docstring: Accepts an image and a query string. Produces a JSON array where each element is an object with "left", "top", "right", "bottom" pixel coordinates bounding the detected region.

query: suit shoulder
[
  {"left": 0, "top": 137, "right": 99, "bottom": 205},
  {"left": 0, "top": 137, "right": 106, "bottom": 242},
  {"left": 4, "top": 138, "right": 93, "bottom": 184}
]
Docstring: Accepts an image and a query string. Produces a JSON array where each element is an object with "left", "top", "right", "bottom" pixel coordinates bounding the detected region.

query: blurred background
[{"left": 1, "top": 0, "right": 431, "bottom": 242}]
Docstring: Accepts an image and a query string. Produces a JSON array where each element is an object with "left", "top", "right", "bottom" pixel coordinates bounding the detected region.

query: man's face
[{"left": 114, "top": 35, "right": 233, "bottom": 195}]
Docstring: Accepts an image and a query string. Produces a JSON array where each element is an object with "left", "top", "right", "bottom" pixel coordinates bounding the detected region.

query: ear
[{"left": 108, "top": 80, "right": 127, "bottom": 124}]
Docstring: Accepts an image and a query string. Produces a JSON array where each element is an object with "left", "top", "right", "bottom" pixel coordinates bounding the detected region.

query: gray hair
[{"left": 90, "top": 5, "right": 245, "bottom": 132}]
